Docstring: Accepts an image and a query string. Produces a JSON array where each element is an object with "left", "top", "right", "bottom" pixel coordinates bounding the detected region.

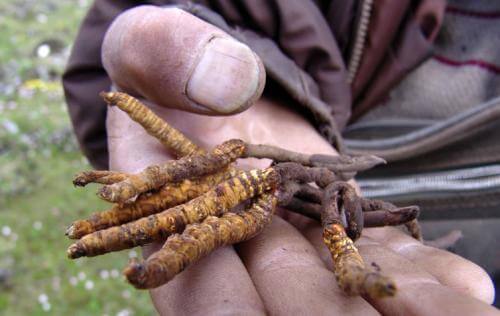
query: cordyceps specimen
[{"left": 66, "top": 92, "right": 422, "bottom": 298}]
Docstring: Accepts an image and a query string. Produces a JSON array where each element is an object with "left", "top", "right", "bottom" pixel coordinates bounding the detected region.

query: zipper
[
  {"left": 358, "top": 164, "right": 500, "bottom": 199},
  {"left": 344, "top": 97, "right": 500, "bottom": 162},
  {"left": 347, "top": 0, "right": 373, "bottom": 83}
]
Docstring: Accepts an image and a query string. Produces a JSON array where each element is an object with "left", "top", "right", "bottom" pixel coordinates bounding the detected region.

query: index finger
[
  {"left": 302, "top": 224, "right": 498, "bottom": 315},
  {"left": 364, "top": 227, "right": 495, "bottom": 304}
]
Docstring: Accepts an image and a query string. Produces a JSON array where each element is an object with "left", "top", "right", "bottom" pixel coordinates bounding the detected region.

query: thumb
[{"left": 102, "top": 5, "right": 265, "bottom": 115}]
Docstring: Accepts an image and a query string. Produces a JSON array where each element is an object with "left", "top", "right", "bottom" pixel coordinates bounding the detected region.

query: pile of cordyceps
[{"left": 65, "top": 92, "right": 421, "bottom": 298}]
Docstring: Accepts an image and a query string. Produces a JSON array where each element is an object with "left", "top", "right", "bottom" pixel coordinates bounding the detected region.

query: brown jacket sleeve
[
  {"left": 63, "top": 0, "right": 445, "bottom": 169},
  {"left": 63, "top": 0, "right": 352, "bottom": 169}
]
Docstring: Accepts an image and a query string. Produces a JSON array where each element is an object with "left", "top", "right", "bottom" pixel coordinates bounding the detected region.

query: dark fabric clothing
[{"left": 63, "top": 0, "right": 445, "bottom": 169}]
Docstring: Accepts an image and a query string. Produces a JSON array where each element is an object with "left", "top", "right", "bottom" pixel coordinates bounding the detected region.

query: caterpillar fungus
[{"left": 66, "top": 92, "right": 421, "bottom": 298}]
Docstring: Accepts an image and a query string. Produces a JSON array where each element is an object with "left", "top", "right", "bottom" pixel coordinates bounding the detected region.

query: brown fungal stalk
[{"left": 65, "top": 92, "right": 422, "bottom": 298}]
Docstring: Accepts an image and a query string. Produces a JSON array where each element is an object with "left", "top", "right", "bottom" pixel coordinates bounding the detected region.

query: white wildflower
[
  {"left": 78, "top": 0, "right": 89, "bottom": 8},
  {"left": 37, "top": 44, "right": 51, "bottom": 58},
  {"left": 33, "top": 221, "right": 43, "bottom": 230},
  {"left": 2, "top": 120, "right": 19, "bottom": 134},
  {"left": 128, "top": 250, "right": 137, "bottom": 259},
  {"left": 41, "top": 302, "right": 51, "bottom": 312},
  {"left": 121, "top": 290, "right": 131, "bottom": 299},
  {"left": 2, "top": 226, "right": 12, "bottom": 237},
  {"left": 36, "top": 14, "right": 47, "bottom": 23},
  {"left": 116, "top": 309, "right": 132, "bottom": 316},
  {"left": 77, "top": 271, "right": 86, "bottom": 281},
  {"left": 110, "top": 269, "right": 120, "bottom": 279},
  {"left": 69, "top": 276, "right": 78, "bottom": 286},
  {"left": 38, "top": 293, "right": 48, "bottom": 304},
  {"left": 99, "top": 270, "right": 109, "bottom": 280},
  {"left": 84, "top": 280, "right": 94, "bottom": 290}
]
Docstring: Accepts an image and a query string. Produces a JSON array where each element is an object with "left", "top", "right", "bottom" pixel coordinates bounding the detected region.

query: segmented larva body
[
  {"left": 101, "top": 92, "right": 202, "bottom": 157},
  {"left": 67, "top": 168, "right": 279, "bottom": 259},
  {"left": 323, "top": 223, "right": 396, "bottom": 298},
  {"left": 125, "top": 192, "right": 278, "bottom": 289},
  {"left": 67, "top": 169, "right": 237, "bottom": 239},
  {"left": 97, "top": 139, "right": 247, "bottom": 203}
]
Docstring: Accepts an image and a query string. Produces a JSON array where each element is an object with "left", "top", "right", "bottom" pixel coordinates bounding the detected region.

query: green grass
[{"left": 0, "top": 1, "right": 155, "bottom": 314}]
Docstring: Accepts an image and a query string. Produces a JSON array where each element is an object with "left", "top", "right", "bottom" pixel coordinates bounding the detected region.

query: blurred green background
[{"left": 0, "top": 1, "right": 154, "bottom": 314}]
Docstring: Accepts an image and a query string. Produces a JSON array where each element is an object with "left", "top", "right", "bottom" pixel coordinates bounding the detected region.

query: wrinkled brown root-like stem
[
  {"left": 125, "top": 192, "right": 277, "bottom": 289},
  {"left": 275, "top": 163, "right": 418, "bottom": 241},
  {"left": 361, "top": 198, "right": 422, "bottom": 241},
  {"left": 283, "top": 198, "right": 419, "bottom": 228},
  {"left": 243, "top": 143, "right": 385, "bottom": 175}
]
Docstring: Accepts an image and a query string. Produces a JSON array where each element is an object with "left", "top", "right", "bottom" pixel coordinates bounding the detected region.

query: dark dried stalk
[{"left": 282, "top": 198, "right": 419, "bottom": 228}]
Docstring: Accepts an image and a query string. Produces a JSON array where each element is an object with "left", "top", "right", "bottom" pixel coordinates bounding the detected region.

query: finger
[
  {"left": 143, "top": 243, "right": 266, "bottom": 316},
  {"left": 107, "top": 108, "right": 266, "bottom": 315},
  {"left": 303, "top": 225, "right": 498, "bottom": 315},
  {"left": 236, "top": 216, "right": 378, "bottom": 315},
  {"left": 102, "top": 5, "right": 265, "bottom": 115},
  {"left": 364, "top": 227, "right": 495, "bottom": 304},
  {"left": 357, "top": 235, "right": 498, "bottom": 315}
]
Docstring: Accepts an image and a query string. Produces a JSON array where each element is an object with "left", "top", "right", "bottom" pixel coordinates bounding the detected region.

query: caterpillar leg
[
  {"left": 97, "top": 139, "right": 247, "bottom": 203},
  {"left": 124, "top": 192, "right": 277, "bottom": 289},
  {"left": 67, "top": 169, "right": 279, "bottom": 258},
  {"left": 66, "top": 170, "right": 237, "bottom": 239},
  {"left": 101, "top": 92, "right": 202, "bottom": 157}
]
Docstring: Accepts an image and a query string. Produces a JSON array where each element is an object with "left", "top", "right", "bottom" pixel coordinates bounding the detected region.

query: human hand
[{"left": 103, "top": 6, "right": 496, "bottom": 315}]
